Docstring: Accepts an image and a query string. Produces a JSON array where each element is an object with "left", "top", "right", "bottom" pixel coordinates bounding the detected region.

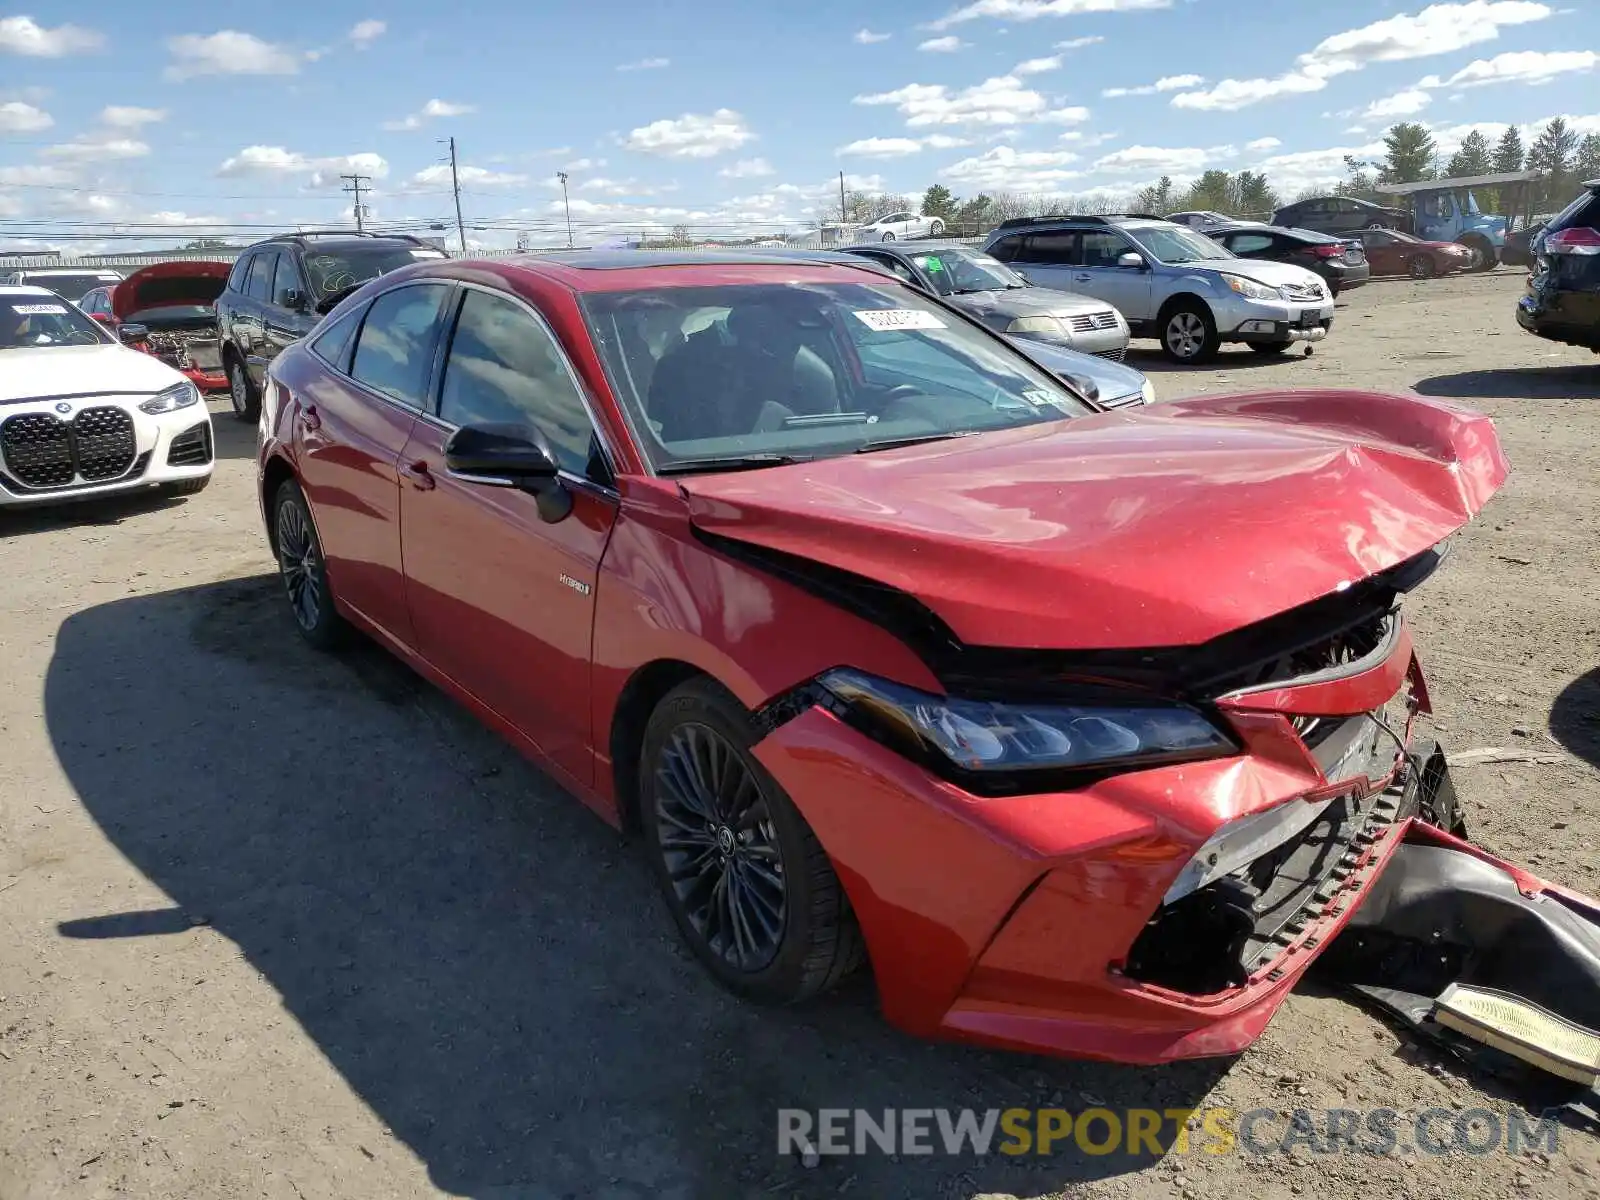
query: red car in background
[
  {"left": 257, "top": 251, "right": 1511, "bottom": 1063},
  {"left": 80, "top": 261, "right": 231, "bottom": 391},
  {"left": 1357, "top": 229, "right": 1475, "bottom": 279}
]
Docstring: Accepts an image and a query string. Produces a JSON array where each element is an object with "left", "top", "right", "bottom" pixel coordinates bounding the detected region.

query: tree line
[{"left": 833, "top": 118, "right": 1600, "bottom": 234}]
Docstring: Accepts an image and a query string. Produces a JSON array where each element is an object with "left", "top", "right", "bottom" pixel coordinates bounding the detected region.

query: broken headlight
[{"left": 818, "top": 668, "right": 1234, "bottom": 779}]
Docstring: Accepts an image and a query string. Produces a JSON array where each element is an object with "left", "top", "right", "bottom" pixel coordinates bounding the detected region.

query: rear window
[
  {"left": 19, "top": 272, "right": 116, "bottom": 301},
  {"left": 1548, "top": 186, "right": 1600, "bottom": 234}
]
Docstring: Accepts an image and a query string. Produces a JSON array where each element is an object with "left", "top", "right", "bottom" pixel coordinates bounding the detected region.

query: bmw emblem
[{"left": 54, "top": 402, "right": 71, "bottom": 415}]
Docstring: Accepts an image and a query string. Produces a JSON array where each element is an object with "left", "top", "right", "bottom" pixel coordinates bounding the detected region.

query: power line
[{"left": 340, "top": 173, "right": 373, "bottom": 232}]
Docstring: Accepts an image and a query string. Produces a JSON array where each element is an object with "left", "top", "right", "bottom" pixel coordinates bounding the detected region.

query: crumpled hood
[
  {"left": 681, "top": 390, "right": 1507, "bottom": 650},
  {"left": 111, "top": 260, "right": 230, "bottom": 321},
  {"left": 954, "top": 285, "right": 1115, "bottom": 322},
  {"left": 0, "top": 344, "right": 188, "bottom": 404}
]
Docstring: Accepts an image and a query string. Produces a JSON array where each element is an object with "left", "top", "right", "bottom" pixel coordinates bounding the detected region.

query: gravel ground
[{"left": 0, "top": 270, "right": 1597, "bottom": 1200}]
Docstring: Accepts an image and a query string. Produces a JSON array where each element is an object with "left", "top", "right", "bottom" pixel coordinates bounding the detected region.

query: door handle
[
  {"left": 300, "top": 404, "right": 321, "bottom": 431},
  {"left": 399, "top": 459, "right": 436, "bottom": 491}
]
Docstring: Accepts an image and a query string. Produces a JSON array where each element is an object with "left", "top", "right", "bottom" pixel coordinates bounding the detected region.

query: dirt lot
[{"left": 1, "top": 270, "right": 1597, "bottom": 1200}]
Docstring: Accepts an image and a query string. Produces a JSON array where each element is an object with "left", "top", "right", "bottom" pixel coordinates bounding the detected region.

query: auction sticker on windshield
[
  {"left": 11, "top": 304, "right": 67, "bottom": 315},
  {"left": 854, "top": 309, "right": 946, "bottom": 332}
]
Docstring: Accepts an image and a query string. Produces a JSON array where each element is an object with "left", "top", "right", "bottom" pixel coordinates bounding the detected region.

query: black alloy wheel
[
  {"left": 1409, "top": 254, "right": 1436, "bottom": 280},
  {"left": 640, "top": 679, "right": 863, "bottom": 1003},
  {"left": 273, "top": 480, "right": 345, "bottom": 650},
  {"left": 228, "top": 358, "right": 260, "bottom": 423}
]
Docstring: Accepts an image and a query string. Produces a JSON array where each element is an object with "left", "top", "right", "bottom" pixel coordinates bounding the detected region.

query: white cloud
[
  {"left": 165, "top": 31, "right": 302, "bottom": 79},
  {"left": 412, "top": 163, "right": 526, "bottom": 188},
  {"left": 719, "top": 158, "right": 775, "bottom": 178},
  {"left": 617, "top": 57, "right": 670, "bottom": 71},
  {"left": 382, "top": 98, "right": 475, "bottom": 131},
  {"left": 919, "top": 36, "right": 968, "bottom": 52},
  {"left": 943, "top": 145, "right": 1081, "bottom": 191},
  {"left": 0, "top": 16, "right": 103, "bottom": 56},
  {"left": 1245, "top": 137, "right": 1282, "bottom": 152},
  {"left": 217, "top": 146, "right": 389, "bottom": 185},
  {"left": 1014, "top": 55, "right": 1061, "bottom": 74},
  {"left": 1093, "top": 144, "right": 1232, "bottom": 174},
  {"left": 0, "top": 164, "right": 77, "bottom": 186},
  {"left": 1361, "top": 88, "right": 1433, "bottom": 118},
  {"left": 99, "top": 105, "right": 166, "bottom": 129},
  {"left": 838, "top": 137, "right": 926, "bottom": 158},
  {"left": 1101, "top": 73, "right": 1204, "bottom": 98},
  {"left": 1419, "top": 49, "right": 1598, "bottom": 89},
  {"left": 1054, "top": 35, "right": 1105, "bottom": 49},
  {"left": 561, "top": 157, "right": 606, "bottom": 171},
  {"left": 0, "top": 101, "right": 52, "bottom": 133},
  {"left": 42, "top": 136, "right": 150, "bottom": 161},
  {"left": 1171, "top": 1, "right": 1554, "bottom": 111},
  {"left": 854, "top": 29, "right": 892, "bottom": 43},
  {"left": 623, "top": 109, "right": 754, "bottom": 158},
  {"left": 854, "top": 74, "right": 1064, "bottom": 128},
  {"left": 348, "top": 19, "right": 385, "bottom": 47},
  {"left": 1250, "top": 140, "right": 1386, "bottom": 194},
  {"left": 929, "top": 0, "right": 1171, "bottom": 32}
]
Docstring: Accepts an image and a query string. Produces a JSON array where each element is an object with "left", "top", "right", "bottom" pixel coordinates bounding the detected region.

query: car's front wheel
[
  {"left": 1409, "top": 254, "right": 1436, "bottom": 279},
  {"left": 928, "top": 219, "right": 945, "bottom": 237},
  {"left": 273, "top": 479, "right": 346, "bottom": 650},
  {"left": 1159, "top": 301, "right": 1220, "bottom": 364},
  {"left": 640, "top": 678, "right": 863, "bottom": 1004},
  {"left": 1364, "top": 220, "right": 1388, "bottom": 230},
  {"left": 880, "top": 231, "right": 896, "bottom": 241},
  {"left": 227, "top": 357, "right": 260, "bottom": 424}
]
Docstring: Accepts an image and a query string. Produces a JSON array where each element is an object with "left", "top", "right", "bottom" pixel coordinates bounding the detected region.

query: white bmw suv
[{"left": 0, "top": 285, "right": 214, "bottom": 508}]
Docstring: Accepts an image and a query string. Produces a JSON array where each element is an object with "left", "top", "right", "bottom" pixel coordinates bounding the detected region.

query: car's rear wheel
[
  {"left": 639, "top": 678, "right": 863, "bottom": 1004},
  {"left": 1159, "top": 301, "right": 1220, "bottom": 364},
  {"left": 1364, "top": 220, "right": 1388, "bottom": 230},
  {"left": 273, "top": 479, "right": 346, "bottom": 651},
  {"left": 1248, "top": 340, "right": 1294, "bottom": 356},
  {"left": 880, "top": 231, "right": 896, "bottom": 241},
  {"left": 1409, "top": 254, "right": 1436, "bottom": 280},
  {"left": 928, "top": 219, "right": 945, "bottom": 237},
  {"left": 227, "top": 358, "right": 260, "bottom": 424}
]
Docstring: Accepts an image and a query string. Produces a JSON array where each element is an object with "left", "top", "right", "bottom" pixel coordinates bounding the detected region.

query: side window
[
  {"left": 309, "top": 304, "right": 366, "bottom": 372},
  {"left": 226, "top": 256, "right": 251, "bottom": 292},
  {"left": 987, "top": 236, "right": 1022, "bottom": 262},
  {"left": 244, "top": 252, "right": 276, "bottom": 302},
  {"left": 349, "top": 283, "right": 451, "bottom": 409},
  {"left": 1228, "top": 233, "right": 1275, "bottom": 254},
  {"left": 1079, "top": 230, "right": 1130, "bottom": 267},
  {"left": 1017, "top": 232, "right": 1077, "bottom": 265},
  {"left": 860, "top": 253, "right": 919, "bottom": 284},
  {"left": 271, "top": 253, "right": 307, "bottom": 308},
  {"left": 438, "top": 289, "right": 596, "bottom": 476}
]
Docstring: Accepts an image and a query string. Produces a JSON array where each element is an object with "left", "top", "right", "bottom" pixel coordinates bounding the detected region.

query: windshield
[
  {"left": 299, "top": 246, "right": 444, "bottom": 298},
  {"left": 20, "top": 272, "right": 118, "bottom": 301},
  {"left": 1127, "top": 225, "right": 1234, "bottom": 264},
  {"left": 908, "top": 247, "right": 1026, "bottom": 296},
  {"left": 582, "top": 279, "right": 1095, "bottom": 472},
  {"left": 1, "top": 295, "right": 110, "bottom": 349}
]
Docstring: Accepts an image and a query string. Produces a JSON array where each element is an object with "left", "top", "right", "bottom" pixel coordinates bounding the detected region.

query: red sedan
[
  {"left": 257, "top": 252, "right": 1508, "bottom": 1063},
  {"left": 1357, "top": 229, "right": 1475, "bottom": 279}
]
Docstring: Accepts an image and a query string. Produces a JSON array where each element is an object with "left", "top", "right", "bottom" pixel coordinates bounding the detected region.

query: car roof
[
  {"left": 0, "top": 284, "right": 61, "bottom": 296},
  {"left": 14, "top": 268, "right": 120, "bottom": 276},
  {"left": 841, "top": 239, "right": 981, "bottom": 254},
  {"left": 433, "top": 250, "right": 896, "bottom": 294}
]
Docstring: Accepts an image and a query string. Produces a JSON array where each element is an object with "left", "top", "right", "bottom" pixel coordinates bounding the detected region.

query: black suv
[
  {"left": 1517, "top": 179, "right": 1600, "bottom": 353},
  {"left": 1271, "top": 196, "right": 1411, "bottom": 236},
  {"left": 216, "top": 231, "right": 446, "bottom": 421}
]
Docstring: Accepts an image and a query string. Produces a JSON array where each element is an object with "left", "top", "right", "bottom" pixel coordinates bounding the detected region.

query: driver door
[{"left": 1069, "top": 230, "right": 1154, "bottom": 322}]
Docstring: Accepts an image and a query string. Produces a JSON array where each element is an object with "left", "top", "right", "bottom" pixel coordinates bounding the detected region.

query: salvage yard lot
[{"left": 1, "top": 270, "right": 1597, "bottom": 1200}]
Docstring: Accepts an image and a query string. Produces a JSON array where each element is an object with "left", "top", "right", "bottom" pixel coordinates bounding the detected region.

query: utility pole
[
  {"left": 839, "top": 170, "right": 847, "bottom": 228},
  {"left": 557, "top": 171, "right": 573, "bottom": 248},
  {"left": 444, "top": 136, "right": 467, "bottom": 255},
  {"left": 340, "top": 173, "right": 371, "bottom": 232}
]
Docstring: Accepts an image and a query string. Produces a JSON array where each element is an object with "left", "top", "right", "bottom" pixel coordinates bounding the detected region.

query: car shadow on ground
[
  {"left": 45, "top": 576, "right": 1231, "bottom": 1200},
  {"left": 1127, "top": 345, "right": 1323, "bottom": 377},
  {"left": 204, "top": 397, "right": 258, "bottom": 460},
  {"left": 1551, "top": 666, "right": 1600, "bottom": 770},
  {"left": 1413, "top": 365, "right": 1600, "bottom": 400}
]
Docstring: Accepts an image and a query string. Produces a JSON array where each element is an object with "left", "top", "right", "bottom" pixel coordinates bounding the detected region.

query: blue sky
[{"left": 1, "top": 0, "right": 1598, "bottom": 249}]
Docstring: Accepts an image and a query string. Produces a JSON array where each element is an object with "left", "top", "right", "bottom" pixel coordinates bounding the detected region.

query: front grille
[
  {"left": 0, "top": 406, "right": 138, "bottom": 491},
  {"left": 1091, "top": 346, "right": 1126, "bottom": 363},
  {"left": 1283, "top": 282, "right": 1325, "bottom": 302},
  {"left": 1069, "top": 310, "right": 1122, "bottom": 333},
  {"left": 167, "top": 422, "right": 213, "bottom": 467}
]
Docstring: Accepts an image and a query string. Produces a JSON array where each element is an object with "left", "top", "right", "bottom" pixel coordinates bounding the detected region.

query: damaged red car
[
  {"left": 84, "top": 261, "right": 230, "bottom": 391},
  {"left": 258, "top": 252, "right": 1525, "bottom": 1064}
]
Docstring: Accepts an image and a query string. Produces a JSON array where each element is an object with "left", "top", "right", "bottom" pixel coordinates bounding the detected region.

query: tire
[
  {"left": 271, "top": 478, "right": 347, "bottom": 651},
  {"left": 1159, "top": 300, "right": 1220, "bottom": 365},
  {"left": 162, "top": 476, "right": 211, "bottom": 497},
  {"left": 1408, "top": 255, "right": 1436, "bottom": 280},
  {"left": 1364, "top": 220, "right": 1388, "bottom": 230},
  {"left": 1248, "top": 340, "right": 1294, "bottom": 356},
  {"left": 1327, "top": 279, "right": 1341, "bottom": 299},
  {"left": 1459, "top": 237, "right": 1496, "bottom": 274},
  {"left": 880, "top": 231, "right": 896, "bottom": 241},
  {"left": 639, "top": 678, "right": 864, "bottom": 1005},
  {"left": 928, "top": 219, "right": 945, "bottom": 237},
  {"left": 227, "top": 356, "right": 260, "bottom": 424}
]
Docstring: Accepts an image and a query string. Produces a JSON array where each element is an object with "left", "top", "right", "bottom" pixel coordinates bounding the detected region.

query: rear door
[
  {"left": 397, "top": 284, "right": 619, "bottom": 788},
  {"left": 296, "top": 281, "right": 454, "bottom": 649},
  {"left": 1000, "top": 230, "right": 1080, "bottom": 292}
]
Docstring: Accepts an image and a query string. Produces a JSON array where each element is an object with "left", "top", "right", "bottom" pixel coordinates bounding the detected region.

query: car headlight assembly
[
  {"left": 817, "top": 668, "right": 1235, "bottom": 791},
  {"left": 139, "top": 382, "right": 201, "bottom": 415},
  {"left": 1220, "top": 274, "right": 1282, "bottom": 301},
  {"left": 1006, "top": 315, "right": 1067, "bottom": 336}
]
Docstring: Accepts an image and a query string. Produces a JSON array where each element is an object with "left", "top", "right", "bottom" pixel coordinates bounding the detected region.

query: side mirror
[
  {"left": 443, "top": 423, "right": 572, "bottom": 523},
  {"left": 1116, "top": 252, "right": 1146, "bottom": 271},
  {"left": 281, "top": 289, "right": 310, "bottom": 311},
  {"left": 117, "top": 323, "right": 149, "bottom": 343},
  {"left": 1012, "top": 268, "right": 1032, "bottom": 284}
]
